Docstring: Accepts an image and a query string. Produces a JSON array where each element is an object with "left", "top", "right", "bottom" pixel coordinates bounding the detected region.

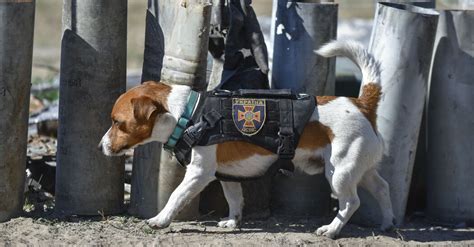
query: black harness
[{"left": 168, "top": 89, "right": 316, "bottom": 181}]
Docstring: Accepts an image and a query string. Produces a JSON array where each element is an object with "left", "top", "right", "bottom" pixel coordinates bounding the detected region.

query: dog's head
[{"left": 99, "top": 81, "right": 175, "bottom": 156}]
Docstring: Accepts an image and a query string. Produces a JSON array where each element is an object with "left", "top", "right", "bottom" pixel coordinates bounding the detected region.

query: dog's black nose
[{"left": 97, "top": 142, "right": 103, "bottom": 151}]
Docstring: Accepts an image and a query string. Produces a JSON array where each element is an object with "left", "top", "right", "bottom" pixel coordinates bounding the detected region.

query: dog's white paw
[
  {"left": 146, "top": 216, "right": 170, "bottom": 229},
  {"left": 217, "top": 218, "right": 239, "bottom": 228},
  {"left": 316, "top": 224, "right": 338, "bottom": 239}
]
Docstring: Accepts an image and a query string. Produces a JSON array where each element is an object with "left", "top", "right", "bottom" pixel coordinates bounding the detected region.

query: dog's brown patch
[
  {"left": 349, "top": 83, "right": 381, "bottom": 130},
  {"left": 315, "top": 83, "right": 381, "bottom": 131},
  {"left": 108, "top": 81, "right": 171, "bottom": 153},
  {"left": 316, "top": 95, "right": 338, "bottom": 105},
  {"left": 216, "top": 121, "right": 334, "bottom": 165},
  {"left": 297, "top": 121, "right": 334, "bottom": 150},
  {"left": 216, "top": 141, "right": 273, "bottom": 165},
  {"left": 215, "top": 96, "right": 336, "bottom": 164}
]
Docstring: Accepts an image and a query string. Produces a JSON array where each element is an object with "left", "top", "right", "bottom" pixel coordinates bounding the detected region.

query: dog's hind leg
[
  {"left": 218, "top": 181, "right": 244, "bottom": 228},
  {"left": 359, "top": 169, "right": 395, "bottom": 231},
  {"left": 317, "top": 169, "right": 361, "bottom": 239}
]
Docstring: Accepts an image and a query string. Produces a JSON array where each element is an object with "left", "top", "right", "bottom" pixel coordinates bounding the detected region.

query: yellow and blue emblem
[{"left": 232, "top": 98, "right": 266, "bottom": 136}]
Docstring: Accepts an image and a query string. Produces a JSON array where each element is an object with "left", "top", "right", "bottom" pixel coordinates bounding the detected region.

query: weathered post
[
  {"left": 353, "top": 2, "right": 438, "bottom": 226},
  {"left": 426, "top": 9, "right": 474, "bottom": 223},
  {"left": 56, "top": 0, "right": 127, "bottom": 215},
  {"left": 271, "top": 0, "right": 337, "bottom": 216},
  {"left": 157, "top": 0, "right": 212, "bottom": 220},
  {"left": 129, "top": 0, "right": 164, "bottom": 219},
  {"left": 0, "top": 0, "right": 35, "bottom": 222},
  {"left": 385, "top": 0, "right": 436, "bottom": 218}
]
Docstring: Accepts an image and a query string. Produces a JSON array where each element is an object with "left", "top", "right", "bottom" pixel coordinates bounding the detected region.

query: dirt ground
[
  {"left": 2, "top": 214, "right": 474, "bottom": 246},
  {"left": 1, "top": 192, "right": 474, "bottom": 246}
]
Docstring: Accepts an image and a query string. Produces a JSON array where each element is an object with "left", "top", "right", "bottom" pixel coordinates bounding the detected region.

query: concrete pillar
[
  {"left": 0, "top": 0, "right": 35, "bottom": 222},
  {"left": 56, "top": 0, "right": 127, "bottom": 215},
  {"left": 159, "top": 0, "right": 211, "bottom": 91},
  {"left": 426, "top": 10, "right": 474, "bottom": 223},
  {"left": 385, "top": 0, "right": 435, "bottom": 217},
  {"left": 157, "top": 0, "right": 212, "bottom": 220},
  {"left": 208, "top": 57, "right": 224, "bottom": 90},
  {"left": 270, "top": 1, "right": 337, "bottom": 216},
  {"left": 353, "top": 2, "right": 438, "bottom": 226},
  {"left": 129, "top": 0, "right": 164, "bottom": 219},
  {"left": 129, "top": 143, "right": 162, "bottom": 218}
]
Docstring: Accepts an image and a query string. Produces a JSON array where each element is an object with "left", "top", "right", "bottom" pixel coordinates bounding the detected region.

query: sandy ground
[
  {"left": 1, "top": 191, "right": 474, "bottom": 246},
  {"left": 3, "top": 214, "right": 474, "bottom": 246}
]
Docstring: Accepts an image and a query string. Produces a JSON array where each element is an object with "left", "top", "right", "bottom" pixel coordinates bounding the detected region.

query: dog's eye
[{"left": 112, "top": 119, "right": 122, "bottom": 126}]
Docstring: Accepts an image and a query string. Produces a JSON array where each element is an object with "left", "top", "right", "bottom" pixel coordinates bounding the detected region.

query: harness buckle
[
  {"left": 202, "top": 110, "right": 222, "bottom": 128},
  {"left": 182, "top": 122, "right": 203, "bottom": 148},
  {"left": 277, "top": 127, "right": 295, "bottom": 160}
]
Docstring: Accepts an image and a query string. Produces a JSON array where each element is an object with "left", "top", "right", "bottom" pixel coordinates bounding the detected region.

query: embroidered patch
[{"left": 232, "top": 98, "right": 266, "bottom": 136}]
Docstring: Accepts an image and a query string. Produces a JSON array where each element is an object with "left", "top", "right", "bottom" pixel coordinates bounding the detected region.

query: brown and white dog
[{"left": 99, "top": 40, "right": 394, "bottom": 238}]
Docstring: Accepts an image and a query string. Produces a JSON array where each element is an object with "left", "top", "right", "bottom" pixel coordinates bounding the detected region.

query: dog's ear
[{"left": 131, "top": 96, "right": 163, "bottom": 122}]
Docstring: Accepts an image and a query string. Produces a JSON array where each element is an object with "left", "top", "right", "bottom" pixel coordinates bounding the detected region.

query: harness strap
[
  {"left": 277, "top": 99, "right": 295, "bottom": 159},
  {"left": 174, "top": 110, "right": 223, "bottom": 166},
  {"left": 163, "top": 90, "right": 200, "bottom": 151}
]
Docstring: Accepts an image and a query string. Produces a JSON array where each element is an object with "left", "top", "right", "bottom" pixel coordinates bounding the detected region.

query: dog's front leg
[
  {"left": 218, "top": 181, "right": 243, "bottom": 228},
  {"left": 147, "top": 148, "right": 216, "bottom": 228}
]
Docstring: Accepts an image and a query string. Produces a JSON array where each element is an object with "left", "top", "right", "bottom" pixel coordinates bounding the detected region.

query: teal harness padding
[{"left": 163, "top": 90, "right": 200, "bottom": 151}]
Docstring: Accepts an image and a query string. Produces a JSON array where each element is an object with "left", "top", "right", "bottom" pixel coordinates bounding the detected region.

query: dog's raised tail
[
  {"left": 316, "top": 40, "right": 382, "bottom": 128},
  {"left": 315, "top": 40, "right": 380, "bottom": 86}
]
